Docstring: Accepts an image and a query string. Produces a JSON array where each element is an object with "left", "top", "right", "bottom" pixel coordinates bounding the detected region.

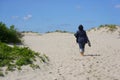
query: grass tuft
[
  {"left": 0, "top": 22, "right": 49, "bottom": 77},
  {"left": 0, "top": 42, "right": 49, "bottom": 76},
  {"left": 98, "top": 24, "right": 117, "bottom": 32}
]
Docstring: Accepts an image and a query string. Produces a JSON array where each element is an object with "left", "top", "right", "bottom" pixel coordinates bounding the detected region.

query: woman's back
[{"left": 75, "top": 30, "right": 88, "bottom": 43}]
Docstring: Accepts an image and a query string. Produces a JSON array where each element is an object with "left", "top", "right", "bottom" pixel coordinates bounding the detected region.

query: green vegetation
[
  {"left": 21, "top": 31, "right": 40, "bottom": 34},
  {"left": 0, "top": 22, "right": 23, "bottom": 43},
  {"left": 98, "top": 24, "right": 117, "bottom": 32},
  {"left": 55, "top": 30, "right": 68, "bottom": 33},
  {"left": 0, "top": 22, "right": 49, "bottom": 77},
  {"left": 46, "top": 30, "right": 73, "bottom": 34},
  {"left": 0, "top": 71, "right": 4, "bottom": 77},
  {"left": 0, "top": 42, "right": 49, "bottom": 71}
]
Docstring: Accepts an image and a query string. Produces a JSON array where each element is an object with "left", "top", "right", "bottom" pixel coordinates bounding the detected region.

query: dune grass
[
  {"left": 0, "top": 42, "right": 49, "bottom": 76},
  {"left": 0, "top": 22, "right": 49, "bottom": 77},
  {"left": 98, "top": 24, "right": 117, "bottom": 32},
  {"left": 46, "top": 30, "right": 74, "bottom": 34},
  {"left": 88, "top": 24, "right": 118, "bottom": 32}
]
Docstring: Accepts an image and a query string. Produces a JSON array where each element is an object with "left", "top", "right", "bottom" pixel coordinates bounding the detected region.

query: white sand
[{"left": 0, "top": 27, "right": 120, "bottom": 80}]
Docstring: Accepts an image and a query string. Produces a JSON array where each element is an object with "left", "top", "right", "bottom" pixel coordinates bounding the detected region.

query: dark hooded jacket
[{"left": 74, "top": 30, "right": 89, "bottom": 44}]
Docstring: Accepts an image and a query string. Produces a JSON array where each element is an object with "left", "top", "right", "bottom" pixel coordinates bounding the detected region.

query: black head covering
[{"left": 78, "top": 25, "right": 83, "bottom": 31}]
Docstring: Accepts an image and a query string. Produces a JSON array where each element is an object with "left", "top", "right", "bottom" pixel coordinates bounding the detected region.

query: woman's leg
[{"left": 78, "top": 43, "right": 85, "bottom": 56}]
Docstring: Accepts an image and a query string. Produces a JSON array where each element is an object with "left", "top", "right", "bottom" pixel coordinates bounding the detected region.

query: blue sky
[{"left": 0, "top": 0, "right": 120, "bottom": 33}]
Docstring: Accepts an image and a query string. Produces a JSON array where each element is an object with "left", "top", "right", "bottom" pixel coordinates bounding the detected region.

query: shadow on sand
[{"left": 84, "top": 54, "right": 100, "bottom": 56}]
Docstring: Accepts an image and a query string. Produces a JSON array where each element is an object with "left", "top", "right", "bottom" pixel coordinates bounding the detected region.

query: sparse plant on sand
[
  {"left": 0, "top": 71, "right": 4, "bottom": 77},
  {"left": 55, "top": 30, "right": 68, "bottom": 33},
  {"left": 98, "top": 24, "right": 117, "bottom": 32},
  {"left": 46, "top": 30, "right": 73, "bottom": 34},
  {"left": 30, "top": 64, "right": 40, "bottom": 70},
  {"left": 0, "top": 22, "right": 49, "bottom": 77},
  {"left": 0, "top": 42, "right": 49, "bottom": 76}
]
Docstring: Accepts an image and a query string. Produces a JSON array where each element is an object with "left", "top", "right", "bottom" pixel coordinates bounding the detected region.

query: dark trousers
[{"left": 78, "top": 42, "right": 85, "bottom": 52}]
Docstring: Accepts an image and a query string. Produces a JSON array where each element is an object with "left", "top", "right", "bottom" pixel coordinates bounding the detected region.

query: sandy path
[{"left": 0, "top": 31, "right": 120, "bottom": 80}]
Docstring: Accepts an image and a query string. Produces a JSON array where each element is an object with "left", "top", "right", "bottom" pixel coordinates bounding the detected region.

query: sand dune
[{"left": 0, "top": 27, "right": 120, "bottom": 80}]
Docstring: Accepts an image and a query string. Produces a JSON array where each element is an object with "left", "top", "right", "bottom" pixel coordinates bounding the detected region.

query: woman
[{"left": 74, "top": 25, "right": 91, "bottom": 56}]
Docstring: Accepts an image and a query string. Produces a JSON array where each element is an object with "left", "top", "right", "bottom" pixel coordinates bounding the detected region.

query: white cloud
[
  {"left": 115, "top": 4, "right": 120, "bottom": 8},
  {"left": 23, "top": 14, "right": 32, "bottom": 20},
  {"left": 12, "top": 16, "right": 19, "bottom": 19}
]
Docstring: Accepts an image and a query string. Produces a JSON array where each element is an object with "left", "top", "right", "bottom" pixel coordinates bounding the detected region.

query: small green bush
[
  {"left": 0, "top": 71, "right": 4, "bottom": 77},
  {"left": 30, "top": 64, "right": 40, "bottom": 70},
  {"left": 107, "top": 24, "right": 117, "bottom": 31},
  {"left": 0, "top": 42, "right": 49, "bottom": 73},
  {"left": 98, "top": 24, "right": 117, "bottom": 32},
  {"left": 0, "top": 22, "right": 22, "bottom": 43},
  {"left": 0, "top": 22, "right": 49, "bottom": 77}
]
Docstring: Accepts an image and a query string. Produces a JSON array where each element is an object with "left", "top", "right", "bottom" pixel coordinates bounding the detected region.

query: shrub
[
  {"left": 98, "top": 24, "right": 117, "bottom": 32},
  {"left": 107, "top": 24, "right": 117, "bottom": 31},
  {"left": 0, "top": 22, "right": 49, "bottom": 76},
  {"left": 0, "top": 22, "right": 22, "bottom": 43},
  {"left": 0, "top": 71, "right": 4, "bottom": 77},
  {"left": 0, "top": 42, "right": 49, "bottom": 75},
  {"left": 55, "top": 30, "right": 68, "bottom": 33}
]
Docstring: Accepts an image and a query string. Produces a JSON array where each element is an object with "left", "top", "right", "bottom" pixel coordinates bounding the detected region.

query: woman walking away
[{"left": 74, "top": 25, "right": 91, "bottom": 56}]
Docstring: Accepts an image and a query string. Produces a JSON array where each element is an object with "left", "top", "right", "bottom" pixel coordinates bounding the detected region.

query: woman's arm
[
  {"left": 85, "top": 31, "right": 91, "bottom": 47},
  {"left": 74, "top": 31, "right": 79, "bottom": 43}
]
